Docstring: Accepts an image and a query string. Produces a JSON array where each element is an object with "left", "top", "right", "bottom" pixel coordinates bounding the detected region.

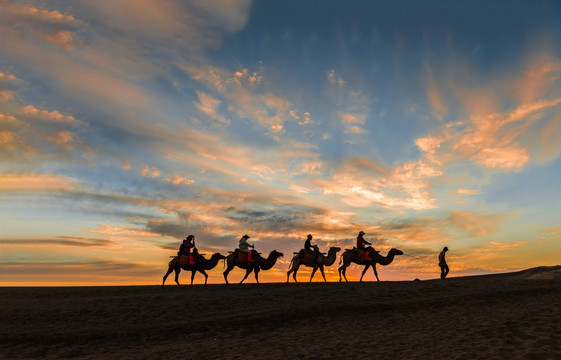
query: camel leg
[
  {"left": 293, "top": 262, "right": 300, "bottom": 282},
  {"left": 162, "top": 266, "right": 174, "bottom": 288},
  {"left": 254, "top": 267, "right": 260, "bottom": 284},
  {"left": 310, "top": 266, "right": 318, "bottom": 282},
  {"left": 288, "top": 263, "right": 299, "bottom": 283},
  {"left": 199, "top": 269, "right": 209, "bottom": 286},
  {"left": 319, "top": 266, "right": 327, "bottom": 282},
  {"left": 287, "top": 257, "right": 300, "bottom": 283},
  {"left": 286, "top": 264, "right": 295, "bottom": 283},
  {"left": 287, "top": 267, "right": 299, "bottom": 283},
  {"left": 223, "top": 265, "right": 233, "bottom": 285},
  {"left": 240, "top": 267, "right": 252, "bottom": 284},
  {"left": 338, "top": 264, "right": 349, "bottom": 282},
  {"left": 360, "top": 264, "right": 371, "bottom": 282},
  {"left": 174, "top": 267, "right": 181, "bottom": 287},
  {"left": 338, "top": 265, "right": 343, "bottom": 282},
  {"left": 372, "top": 263, "right": 380, "bottom": 282},
  {"left": 190, "top": 270, "right": 196, "bottom": 286}
]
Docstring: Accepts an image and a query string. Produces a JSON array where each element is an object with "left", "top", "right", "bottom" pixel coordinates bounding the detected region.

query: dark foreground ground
[{"left": 2, "top": 266, "right": 561, "bottom": 360}]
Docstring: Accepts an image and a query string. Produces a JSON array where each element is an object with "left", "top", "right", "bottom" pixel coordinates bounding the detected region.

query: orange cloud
[
  {"left": 5, "top": 3, "right": 79, "bottom": 23},
  {"left": 0, "top": 130, "right": 17, "bottom": 150},
  {"left": 514, "top": 54, "right": 561, "bottom": 104},
  {"left": 327, "top": 69, "right": 345, "bottom": 87},
  {"left": 448, "top": 211, "right": 507, "bottom": 237},
  {"left": 419, "top": 54, "right": 561, "bottom": 174},
  {"left": 0, "top": 173, "right": 76, "bottom": 192},
  {"left": 19, "top": 105, "right": 77, "bottom": 123},
  {"left": 317, "top": 157, "right": 440, "bottom": 211},
  {"left": 537, "top": 111, "right": 561, "bottom": 161},
  {"left": 0, "top": 2, "right": 84, "bottom": 50},
  {"left": 0, "top": 89, "right": 14, "bottom": 103},
  {"left": 140, "top": 166, "right": 160, "bottom": 178},
  {"left": 427, "top": 82, "right": 447, "bottom": 120},
  {"left": 456, "top": 188, "right": 478, "bottom": 195},
  {"left": 46, "top": 130, "right": 75, "bottom": 150},
  {"left": 195, "top": 91, "right": 229, "bottom": 125},
  {"left": 43, "top": 30, "right": 79, "bottom": 50},
  {"left": 187, "top": 64, "right": 300, "bottom": 136},
  {"left": 164, "top": 175, "right": 194, "bottom": 186}
]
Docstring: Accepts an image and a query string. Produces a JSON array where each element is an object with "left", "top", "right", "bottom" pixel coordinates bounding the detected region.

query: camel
[
  {"left": 162, "top": 252, "right": 226, "bottom": 287},
  {"left": 286, "top": 246, "right": 341, "bottom": 283},
  {"left": 223, "top": 250, "right": 283, "bottom": 285},
  {"left": 338, "top": 247, "right": 403, "bottom": 282}
]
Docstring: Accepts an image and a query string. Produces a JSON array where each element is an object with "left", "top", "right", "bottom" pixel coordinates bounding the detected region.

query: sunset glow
[{"left": 1, "top": 0, "right": 561, "bottom": 285}]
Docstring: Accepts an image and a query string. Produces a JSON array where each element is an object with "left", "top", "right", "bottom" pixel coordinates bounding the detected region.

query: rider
[
  {"left": 357, "top": 231, "right": 373, "bottom": 261},
  {"left": 239, "top": 234, "right": 255, "bottom": 262},
  {"left": 303, "top": 234, "right": 319, "bottom": 261},
  {"left": 179, "top": 235, "right": 196, "bottom": 265}
]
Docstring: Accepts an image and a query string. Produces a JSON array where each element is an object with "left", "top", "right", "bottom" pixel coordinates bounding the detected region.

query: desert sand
[{"left": 2, "top": 266, "right": 561, "bottom": 359}]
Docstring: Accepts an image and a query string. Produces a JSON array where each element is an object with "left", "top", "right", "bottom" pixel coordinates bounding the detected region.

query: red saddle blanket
[
  {"left": 180, "top": 254, "right": 196, "bottom": 266},
  {"left": 358, "top": 249, "right": 371, "bottom": 262},
  {"left": 237, "top": 251, "right": 254, "bottom": 264}
]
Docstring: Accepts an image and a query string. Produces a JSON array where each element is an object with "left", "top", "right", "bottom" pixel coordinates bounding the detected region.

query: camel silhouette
[
  {"left": 223, "top": 250, "right": 283, "bottom": 285},
  {"left": 162, "top": 252, "right": 225, "bottom": 287},
  {"left": 338, "top": 247, "right": 403, "bottom": 282},
  {"left": 286, "top": 246, "right": 341, "bottom": 282}
]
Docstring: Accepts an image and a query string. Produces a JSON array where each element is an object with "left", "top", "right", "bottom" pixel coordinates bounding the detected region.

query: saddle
[
  {"left": 231, "top": 249, "right": 256, "bottom": 265},
  {"left": 355, "top": 247, "right": 379, "bottom": 262},
  {"left": 179, "top": 253, "right": 196, "bottom": 266},
  {"left": 293, "top": 249, "right": 316, "bottom": 266}
]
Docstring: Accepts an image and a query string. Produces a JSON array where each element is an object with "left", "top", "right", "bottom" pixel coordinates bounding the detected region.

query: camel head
[
  {"left": 329, "top": 246, "right": 341, "bottom": 252},
  {"left": 212, "top": 252, "right": 227, "bottom": 260},
  {"left": 390, "top": 248, "right": 404, "bottom": 256},
  {"left": 270, "top": 249, "right": 284, "bottom": 259}
]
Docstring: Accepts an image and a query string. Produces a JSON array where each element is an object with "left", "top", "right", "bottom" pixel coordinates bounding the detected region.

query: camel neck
[
  {"left": 376, "top": 252, "right": 395, "bottom": 266},
  {"left": 260, "top": 253, "right": 278, "bottom": 270},
  {"left": 322, "top": 249, "right": 338, "bottom": 266}
]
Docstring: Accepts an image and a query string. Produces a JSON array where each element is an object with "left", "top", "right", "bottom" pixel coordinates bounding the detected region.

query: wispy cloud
[
  {"left": 0, "top": 173, "right": 76, "bottom": 192},
  {"left": 0, "top": 236, "right": 113, "bottom": 247},
  {"left": 420, "top": 55, "right": 561, "bottom": 173}
]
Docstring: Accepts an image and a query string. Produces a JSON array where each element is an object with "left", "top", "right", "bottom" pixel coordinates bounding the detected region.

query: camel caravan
[{"left": 162, "top": 232, "right": 403, "bottom": 287}]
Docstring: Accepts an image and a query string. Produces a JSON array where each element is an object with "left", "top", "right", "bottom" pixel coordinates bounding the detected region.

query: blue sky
[{"left": 1, "top": 0, "right": 561, "bottom": 285}]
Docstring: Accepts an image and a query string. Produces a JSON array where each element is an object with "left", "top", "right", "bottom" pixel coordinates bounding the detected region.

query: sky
[{"left": 1, "top": 0, "right": 561, "bottom": 286}]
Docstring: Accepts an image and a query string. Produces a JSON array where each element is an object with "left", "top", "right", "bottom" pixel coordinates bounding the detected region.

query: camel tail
[
  {"left": 288, "top": 256, "right": 295, "bottom": 269},
  {"left": 339, "top": 254, "right": 343, "bottom": 265}
]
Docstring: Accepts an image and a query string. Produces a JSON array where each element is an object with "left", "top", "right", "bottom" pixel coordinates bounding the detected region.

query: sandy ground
[{"left": 2, "top": 266, "right": 561, "bottom": 360}]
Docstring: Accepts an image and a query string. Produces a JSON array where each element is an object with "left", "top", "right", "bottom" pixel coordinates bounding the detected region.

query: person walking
[{"left": 439, "top": 246, "right": 449, "bottom": 279}]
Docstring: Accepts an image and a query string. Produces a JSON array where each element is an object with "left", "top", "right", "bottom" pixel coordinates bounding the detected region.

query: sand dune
[{"left": 2, "top": 266, "right": 561, "bottom": 359}]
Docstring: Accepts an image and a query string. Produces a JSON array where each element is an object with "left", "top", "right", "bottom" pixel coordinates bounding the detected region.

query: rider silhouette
[
  {"left": 357, "top": 231, "right": 372, "bottom": 261},
  {"left": 239, "top": 234, "right": 254, "bottom": 262},
  {"left": 303, "top": 234, "right": 319, "bottom": 262},
  {"left": 179, "top": 235, "right": 196, "bottom": 265}
]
